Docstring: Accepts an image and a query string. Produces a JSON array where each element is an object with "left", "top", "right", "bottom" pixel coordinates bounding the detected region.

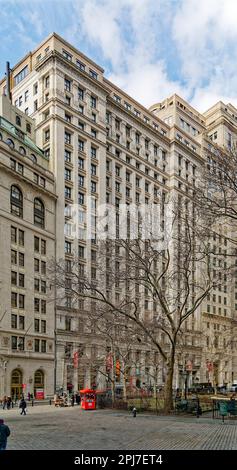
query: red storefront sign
[
  {"left": 106, "top": 353, "right": 113, "bottom": 371},
  {"left": 206, "top": 361, "right": 213, "bottom": 372},
  {"left": 35, "top": 389, "right": 44, "bottom": 399},
  {"left": 186, "top": 360, "right": 193, "bottom": 371},
  {"left": 73, "top": 351, "right": 79, "bottom": 368}
]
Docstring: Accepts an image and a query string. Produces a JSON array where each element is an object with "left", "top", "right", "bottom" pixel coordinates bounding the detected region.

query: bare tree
[{"left": 51, "top": 199, "right": 231, "bottom": 412}]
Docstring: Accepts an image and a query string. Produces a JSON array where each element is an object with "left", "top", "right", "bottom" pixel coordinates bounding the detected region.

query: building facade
[
  {"left": 0, "top": 95, "right": 56, "bottom": 399},
  {"left": 0, "top": 32, "right": 236, "bottom": 394}
]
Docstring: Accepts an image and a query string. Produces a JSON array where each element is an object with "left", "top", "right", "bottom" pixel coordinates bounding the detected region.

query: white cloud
[{"left": 172, "top": 0, "right": 237, "bottom": 111}]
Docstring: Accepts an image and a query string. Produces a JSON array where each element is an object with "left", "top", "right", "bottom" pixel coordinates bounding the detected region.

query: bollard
[
  {"left": 49, "top": 399, "right": 52, "bottom": 406},
  {"left": 32, "top": 399, "right": 34, "bottom": 407},
  {"left": 132, "top": 407, "right": 137, "bottom": 417}
]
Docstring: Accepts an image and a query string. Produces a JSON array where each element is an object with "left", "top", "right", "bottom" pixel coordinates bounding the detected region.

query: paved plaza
[{"left": 0, "top": 404, "right": 236, "bottom": 450}]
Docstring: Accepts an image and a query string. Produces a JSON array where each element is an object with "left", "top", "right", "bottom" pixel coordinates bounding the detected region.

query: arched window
[
  {"left": 11, "top": 185, "right": 23, "bottom": 218},
  {"left": 19, "top": 146, "right": 26, "bottom": 156},
  {"left": 11, "top": 369, "right": 23, "bottom": 400},
  {"left": 16, "top": 115, "right": 21, "bottom": 127},
  {"left": 31, "top": 154, "right": 37, "bottom": 164},
  {"left": 6, "top": 138, "right": 15, "bottom": 149},
  {"left": 34, "top": 370, "right": 45, "bottom": 398},
  {"left": 34, "top": 198, "right": 45, "bottom": 228},
  {"left": 11, "top": 369, "right": 23, "bottom": 385},
  {"left": 34, "top": 370, "right": 44, "bottom": 386}
]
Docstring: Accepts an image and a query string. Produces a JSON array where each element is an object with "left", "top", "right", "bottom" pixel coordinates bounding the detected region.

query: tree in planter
[{"left": 52, "top": 200, "right": 230, "bottom": 412}]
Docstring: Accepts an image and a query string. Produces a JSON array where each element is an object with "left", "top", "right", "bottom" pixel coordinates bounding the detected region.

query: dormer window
[
  {"left": 19, "top": 146, "right": 26, "bottom": 156},
  {"left": 16, "top": 116, "right": 21, "bottom": 127}
]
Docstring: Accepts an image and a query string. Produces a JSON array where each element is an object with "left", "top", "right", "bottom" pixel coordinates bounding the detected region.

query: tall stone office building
[
  {"left": 0, "top": 94, "right": 56, "bottom": 399},
  {"left": 0, "top": 33, "right": 236, "bottom": 395}
]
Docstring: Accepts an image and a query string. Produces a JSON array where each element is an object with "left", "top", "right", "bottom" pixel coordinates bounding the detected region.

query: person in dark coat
[
  {"left": 0, "top": 419, "right": 10, "bottom": 450},
  {"left": 19, "top": 397, "right": 27, "bottom": 415},
  {"left": 6, "top": 397, "right": 11, "bottom": 410}
]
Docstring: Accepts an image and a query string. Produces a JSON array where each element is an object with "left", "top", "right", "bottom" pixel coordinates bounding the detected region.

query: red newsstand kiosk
[{"left": 80, "top": 389, "right": 96, "bottom": 410}]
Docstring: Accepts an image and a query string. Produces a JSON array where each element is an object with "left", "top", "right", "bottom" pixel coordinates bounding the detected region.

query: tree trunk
[{"left": 163, "top": 348, "right": 175, "bottom": 413}]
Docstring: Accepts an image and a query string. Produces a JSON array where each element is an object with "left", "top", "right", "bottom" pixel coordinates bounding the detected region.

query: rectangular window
[
  {"left": 91, "top": 146, "right": 97, "bottom": 159},
  {"left": 78, "top": 139, "right": 84, "bottom": 152},
  {"left": 19, "top": 253, "right": 24, "bottom": 267},
  {"left": 91, "top": 164, "right": 96, "bottom": 176},
  {"left": 11, "top": 250, "right": 17, "bottom": 265},
  {"left": 65, "top": 132, "right": 71, "bottom": 145},
  {"left": 65, "top": 241, "right": 72, "bottom": 254},
  {"left": 44, "top": 129, "right": 50, "bottom": 142},
  {"left": 34, "top": 236, "right": 40, "bottom": 253},
  {"left": 65, "top": 186, "right": 72, "bottom": 199},
  {"left": 65, "top": 168, "right": 71, "bottom": 181},
  {"left": 11, "top": 336, "right": 17, "bottom": 350},
  {"left": 41, "top": 240, "right": 46, "bottom": 255},
  {"left": 78, "top": 245, "right": 85, "bottom": 258},
  {"left": 18, "top": 336, "right": 24, "bottom": 351},
  {"left": 41, "top": 320, "right": 46, "bottom": 333},
  {"left": 65, "top": 150, "right": 71, "bottom": 162},
  {"left": 34, "top": 298, "right": 40, "bottom": 313},
  {"left": 41, "top": 280, "right": 46, "bottom": 293},
  {"left": 78, "top": 158, "right": 84, "bottom": 169},
  {"left": 91, "top": 181, "right": 96, "bottom": 193},
  {"left": 41, "top": 300, "right": 46, "bottom": 314},
  {"left": 19, "top": 294, "right": 24, "bottom": 309},
  {"left": 11, "top": 314, "right": 17, "bottom": 329},
  {"left": 89, "top": 69, "right": 98, "bottom": 80},
  {"left": 41, "top": 261, "right": 46, "bottom": 275},
  {"left": 34, "top": 258, "right": 40, "bottom": 272},
  {"left": 41, "top": 340, "right": 46, "bottom": 353},
  {"left": 63, "top": 50, "right": 72, "bottom": 61},
  {"left": 90, "top": 96, "right": 97, "bottom": 108},
  {"left": 34, "top": 339, "right": 40, "bottom": 352},
  {"left": 78, "top": 87, "right": 84, "bottom": 100},
  {"left": 19, "top": 230, "right": 24, "bottom": 246},
  {"left": 19, "top": 273, "right": 24, "bottom": 288},
  {"left": 19, "top": 316, "right": 25, "bottom": 330},
  {"left": 34, "top": 278, "right": 40, "bottom": 292},
  {"left": 34, "top": 319, "right": 40, "bottom": 332},
  {"left": 78, "top": 175, "right": 84, "bottom": 187},
  {"left": 14, "top": 65, "right": 29, "bottom": 86},
  {"left": 64, "top": 78, "right": 71, "bottom": 92},
  {"left": 11, "top": 226, "right": 17, "bottom": 244},
  {"left": 78, "top": 192, "right": 84, "bottom": 205},
  {"left": 76, "top": 60, "right": 85, "bottom": 71}
]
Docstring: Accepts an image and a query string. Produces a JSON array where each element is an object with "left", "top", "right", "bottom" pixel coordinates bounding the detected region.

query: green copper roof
[{"left": 0, "top": 116, "right": 47, "bottom": 159}]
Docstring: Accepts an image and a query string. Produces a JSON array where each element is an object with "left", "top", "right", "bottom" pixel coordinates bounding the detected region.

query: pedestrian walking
[
  {"left": 75, "top": 393, "right": 81, "bottom": 405},
  {"left": 6, "top": 397, "right": 11, "bottom": 410},
  {"left": 19, "top": 397, "right": 27, "bottom": 415},
  {"left": 2, "top": 396, "right": 7, "bottom": 410},
  {"left": 0, "top": 419, "right": 10, "bottom": 451},
  {"left": 71, "top": 394, "right": 75, "bottom": 407},
  {"left": 132, "top": 407, "right": 137, "bottom": 417}
]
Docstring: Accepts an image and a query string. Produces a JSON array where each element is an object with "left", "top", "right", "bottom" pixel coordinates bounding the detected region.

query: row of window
[
  {"left": 0, "top": 135, "right": 37, "bottom": 163},
  {"left": 11, "top": 315, "right": 46, "bottom": 333},
  {"left": 10, "top": 159, "right": 46, "bottom": 187},
  {"left": 110, "top": 97, "right": 166, "bottom": 135},
  {"left": 10, "top": 185, "right": 45, "bottom": 228},
  {"left": 12, "top": 294, "right": 47, "bottom": 313},
  {"left": 11, "top": 336, "right": 47, "bottom": 353},
  {"left": 62, "top": 50, "right": 98, "bottom": 81}
]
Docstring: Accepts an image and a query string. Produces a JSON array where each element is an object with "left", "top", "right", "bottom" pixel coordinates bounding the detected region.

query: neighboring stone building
[
  {"left": 0, "top": 32, "right": 236, "bottom": 394},
  {"left": 0, "top": 95, "right": 56, "bottom": 399}
]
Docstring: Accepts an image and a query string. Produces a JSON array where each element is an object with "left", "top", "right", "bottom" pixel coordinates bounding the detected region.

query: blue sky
[{"left": 1, "top": 0, "right": 237, "bottom": 112}]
